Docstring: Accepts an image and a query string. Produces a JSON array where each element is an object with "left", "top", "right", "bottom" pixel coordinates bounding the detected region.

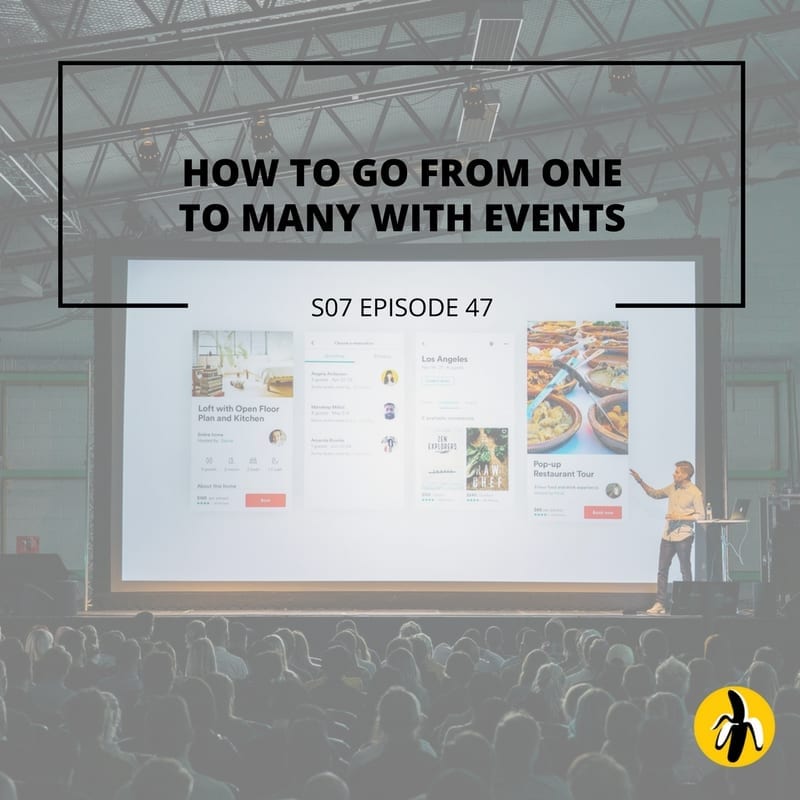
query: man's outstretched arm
[{"left": 630, "top": 469, "right": 668, "bottom": 499}]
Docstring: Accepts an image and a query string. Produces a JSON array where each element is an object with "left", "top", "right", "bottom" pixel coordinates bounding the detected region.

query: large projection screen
[{"left": 94, "top": 242, "right": 721, "bottom": 596}]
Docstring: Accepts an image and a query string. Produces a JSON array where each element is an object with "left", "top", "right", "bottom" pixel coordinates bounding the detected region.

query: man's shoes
[{"left": 645, "top": 602, "right": 667, "bottom": 615}]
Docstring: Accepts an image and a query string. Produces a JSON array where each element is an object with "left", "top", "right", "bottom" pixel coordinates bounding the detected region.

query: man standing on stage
[{"left": 630, "top": 461, "right": 705, "bottom": 615}]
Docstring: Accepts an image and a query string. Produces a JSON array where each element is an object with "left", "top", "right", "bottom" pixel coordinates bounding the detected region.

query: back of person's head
[
  {"left": 229, "top": 622, "right": 248, "bottom": 650},
  {"left": 332, "top": 629, "right": 358, "bottom": 655},
  {"left": 578, "top": 630, "right": 601, "bottom": 664},
  {"left": 428, "top": 768, "right": 490, "bottom": 800},
  {"left": 453, "top": 636, "right": 481, "bottom": 665},
  {"left": 604, "top": 625, "right": 628, "bottom": 647},
  {"left": 250, "top": 649, "right": 284, "bottom": 684},
  {"left": 56, "top": 627, "right": 85, "bottom": 662},
  {"left": 292, "top": 629, "right": 311, "bottom": 660},
  {"left": 744, "top": 660, "right": 779, "bottom": 705},
  {"left": 274, "top": 627, "right": 296, "bottom": 660},
  {"left": 301, "top": 771, "right": 350, "bottom": 800},
  {"left": 131, "top": 757, "right": 193, "bottom": 800},
  {"left": 386, "top": 646, "right": 421, "bottom": 687},
  {"left": 485, "top": 625, "right": 503, "bottom": 653},
  {"left": 493, "top": 712, "right": 540, "bottom": 780},
  {"left": 474, "top": 696, "right": 511, "bottom": 741},
  {"left": 622, "top": 663, "right": 655, "bottom": 700},
  {"left": 645, "top": 691, "right": 686, "bottom": 731},
  {"left": 562, "top": 627, "right": 580, "bottom": 658},
  {"left": 142, "top": 650, "right": 175, "bottom": 694},
  {"left": 544, "top": 617, "right": 565, "bottom": 645},
  {"left": 568, "top": 752, "right": 633, "bottom": 800},
  {"left": 574, "top": 688, "right": 615, "bottom": 748},
  {"left": 62, "top": 688, "right": 107, "bottom": 742},
  {"left": 518, "top": 628, "right": 543, "bottom": 655},
  {"left": 409, "top": 633, "right": 431, "bottom": 667},
  {"left": 184, "top": 619, "right": 205, "bottom": 645},
  {"left": 399, "top": 620, "right": 422, "bottom": 638},
  {"left": 117, "top": 637, "right": 141, "bottom": 671},
  {"left": 99, "top": 690, "right": 122, "bottom": 743},
  {"left": 131, "top": 611, "right": 156, "bottom": 640},
  {"left": 24, "top": 628, "right": 54, "bottom": 662},
  {"left": 99, "top": 630, "right": 125, "bottom": 660},
  {"left": 377, "top": 686, "right": 420, "bottom": 740},
  {"left": 639, "top": 628, "right": 668, "bottom": 666},
  {"left": 442, "top": 730, "right": 494, "bottom": 787},
  {"left": 588, "top": 638, "right": 610, "bottom": 671},
  {"left": 753, "top": 645, "right": 783, "bottom": 676},
  {"left": 519, "top": 649, "right": 549, "bottom": 685},
  {"left": 36, "top": 644, "right": 71, "bottom": 682},
  {"left": 703, "top": 632, "right": 728, "bottom": 663},
  {"left": 80, "top": 624, "right": 99, "bottom": 650},
  {"left": 173, "top": 676, "right": 216, "bottom": 732},
  {"left": 204, "top": 616, "right": 229, "bottom": 647},
  {"left": 0, "top": 771, "right": 15, "bottom": 800},
  {"left": 321, "top": 644, "right": 353, "bottom": 681},
  {"left": 605, "top": 700, "right": 642, "bottom": 746},
  {"left": 563, "top": 682, "right": 592, "bottom": 722},
  {"left": 444, "top": 650, "right": 475, "bottom": 684},
  {"left": 204, "top": 671, "right": 235, "bottom": 718},
  {"left": 185, "top": 636, "right": 216, "bottom": 678},
  {"left": 637, "top": 715, "right": 682, "bottom": 770},
  {"left": 606, "top": 643, "right": 635, "bottom": 668},
  {"left": 686, "top": 657, "right": 716, "bottom": 710},
  {"left": 655, "top": 655, "right": 690, "bottom": 698},
  {"left": 335, "top": 618, "right": 357, "bottom": 634},
  {"left": 145, "top": 694, "right": 193, "bottom": 759}
]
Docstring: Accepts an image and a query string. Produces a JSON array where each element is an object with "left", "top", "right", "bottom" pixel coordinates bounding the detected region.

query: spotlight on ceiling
[
  {"left": 580, "top": 130, "right": 605, "bottom": 158},
  {"left": 462, "top": 84, "right": 486, "bottom": 120},
  {"left": 472, "top": 1, "right": 524, "bottom": 69},
  {"left": 457, "top": 89, "right": 500, "bottom": 144},
  {"left": 135, "top": 132, "right": 161, "bottom": 172},
  {"left": 252, "top": 112, "right": 275, "bottom": 153},
  {"left": 609, "top": 64, "right": 637, "bottom": 94}
]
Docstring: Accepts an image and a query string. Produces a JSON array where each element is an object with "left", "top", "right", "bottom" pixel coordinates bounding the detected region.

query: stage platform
[{"left": 1, "top": 610, "right": 797, "bottom": 674}]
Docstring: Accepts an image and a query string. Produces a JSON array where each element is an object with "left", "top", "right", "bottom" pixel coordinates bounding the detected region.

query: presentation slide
[{"left": 119, "top": 257, "right": 696, "bottom": 584}]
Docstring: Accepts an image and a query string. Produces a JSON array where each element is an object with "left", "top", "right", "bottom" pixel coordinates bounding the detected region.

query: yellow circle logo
[{"left": 694, "top": 686, "right": 775, "bottom": 767}]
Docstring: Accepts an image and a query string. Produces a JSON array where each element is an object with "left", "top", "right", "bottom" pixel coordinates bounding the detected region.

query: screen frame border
[{"left": 93, "top": 239, "right": 722, "bottom": 607}]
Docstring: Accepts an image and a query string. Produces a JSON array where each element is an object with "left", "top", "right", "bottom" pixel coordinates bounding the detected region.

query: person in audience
[
  {"left": 492, "top": 712, "right": 571, "bottom": 800},
  {"left": 292, "top": 630, "right": 320, "bottom": 679},
  {"left": 184, "top": 620, "right": 206, "bottom": 652},
  {"left": 685, "top": 657, "right": 716, "bottom": 715},
  {"left": 130, "top": 612, "right": 156, "bottom": 645},
  {"left": 484, "top": 625, "right": 506, "bottom": 660},
  {"left": 98, "top": 639, "right": 142, "bottom": 717},
  {"left": 348, "top": 687, "right": 438, "bottom": 800},
  {"left": 204, "top": 671, "right": 269, "bottom": 750},
  {"left": 62, "top": 689, "right": 135, "bottom": 800},
  {"left": 173, "top": 677, "right": 240, "bottom": 785},
  {"left": 638, "top": 628, "right": 669, "bottom": 673},
  {"left": 332, "top": 630, "right": 371, "bottom": 686},
  {"left": 130, "top": 757, "right": 193, "bottom": 800},
  {"left": 440, "top": 671, "right": 503, "bottom": 746},
  {"left": 441, "top": 730, "right": 495, "bottom": 789},
  {"left": 28, "top": 644, "right": 74, "bottom": 723},
  {"left": 114, "top": 694, "right": 235, "bottom": 800},
  {"left": 561, "top": 687, "right": 615, "bottom": 773},
  {"left": 543, "top": 618, "right": 566, "bottom": 662},
  {"left": 97, "top": 631, "right": 125, "bottom": 670},
  {"left": 622, "top": 663, "right": 656, "bottom": 710},
  {"left": 703, "top": 633, "right": 740, "bottom": 686},
  {"left": 568, "top": 752, "right": 633, "bottom": 800},
  {"left": 602, "top": 700, "right": 642, "bottom": 781},
  {"left": 58, "top": 628, "right": 93, "bottom": 690},
  {"left": 561, "top": 682, "right": 591, "bottom": 733},
  {"left": 309, "top": 646, "right": 366, "bottom": 718},
  {"left": 409, "top": 633, "right": 443, "bottom": 697},
  {"left": 744, "top": 659, "right": 779, "bottom": 706},
  {"left": 387, "top": 646, "right": 429, "bottom": 712},
  {"left": 228, "top": 623, "right": 249, "bottom": 662},
  {"left": 427, "top": 768, "right": 491, "bottom": 800},
  {"left": 655, "top": 655, "right": 690, "bottom": 700},
  {"left": 559, "top": 628, "right": 581, "bottom": 673},
  {"left": 205, "top": 617, "right": 248, "bottom": 681},
  {"left": 508, "top": 649, "right": 550, "bottom": 707},
  {"left": 24, "top": 627, "right": 53, "bottom": 665},
  {"left": 634, "top": 716, "right": 684, "bottom": 800},
  {"left": 185, "top": 637, "right": 217, "bottom": 679}
]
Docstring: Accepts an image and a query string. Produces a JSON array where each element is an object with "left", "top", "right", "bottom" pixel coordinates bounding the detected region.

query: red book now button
[
  {"left": 584, "top": 505, "right": 622, "bottom": 519},
  {"left": 245, "top": 493, "right": 286, "bottom": 508}
]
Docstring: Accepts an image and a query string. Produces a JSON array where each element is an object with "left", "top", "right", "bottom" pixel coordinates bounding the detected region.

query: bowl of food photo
[
  {"left": 527, "top": 394, "right": 582, "bottom": 453},
  {"left": 588, "top": 392, "right": 628, "bottom": 453},
  {"left": 527, "top": 361, "right": 577, "bottom": 398},
  {"left": 586, "top": 360, "right": 629, "bottom": 397}
]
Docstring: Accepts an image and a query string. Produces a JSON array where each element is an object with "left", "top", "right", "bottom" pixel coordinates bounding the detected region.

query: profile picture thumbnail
[
  {"left": 381, "top": 435, "right": 397, "bottom": 453},
  {"left": 269, "top": 429, "right": 287, "bottom": 446},
  {"left": 381, "top": 369, "right": 399, "bottom": 385},
  {"left": 384, "top": 402, "right": 396, "bottom": 420}
]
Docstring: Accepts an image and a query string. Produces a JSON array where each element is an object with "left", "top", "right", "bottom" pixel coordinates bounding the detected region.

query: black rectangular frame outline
[
  {"left": 92, "top": 237, "right": 722, "bottom": 598},
  {"left": 58, "top": 59, "right": 746, "bottom": 309}
]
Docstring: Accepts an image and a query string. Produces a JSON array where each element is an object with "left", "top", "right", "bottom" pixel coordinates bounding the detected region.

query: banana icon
[{"left": 711, "top": 689, "right": 764, "bottom": 763}]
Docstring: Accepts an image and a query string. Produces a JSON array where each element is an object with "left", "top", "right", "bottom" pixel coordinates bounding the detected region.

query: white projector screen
[{"left": 112, "top": 253, "right": 700, "bottom": 586}]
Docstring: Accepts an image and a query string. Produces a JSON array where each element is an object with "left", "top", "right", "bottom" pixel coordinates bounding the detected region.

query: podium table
[{"left": 696, "top": 519, "right": 749, "bottom": 582}]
